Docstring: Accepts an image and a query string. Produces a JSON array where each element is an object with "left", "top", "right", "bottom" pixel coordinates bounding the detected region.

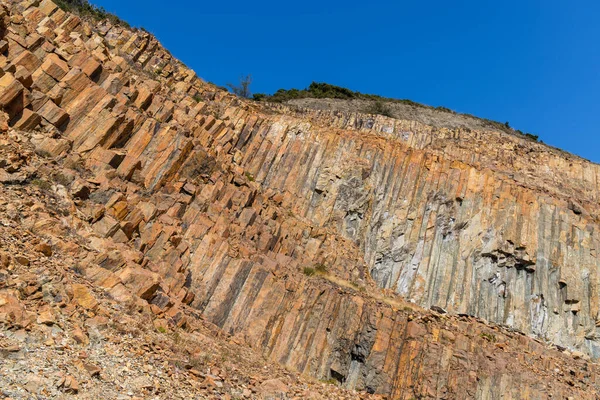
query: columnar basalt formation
[
  {"left": 1, "top": 0, "right": 600, "bottom": 398},
  {"left": 233, "top": 109, "right": 600, "bottom": 358}
]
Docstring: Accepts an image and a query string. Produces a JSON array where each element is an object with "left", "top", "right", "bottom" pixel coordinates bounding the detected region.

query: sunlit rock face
[
  {"left": 3, "top": 0, "right": 600, "bottom": 397},
  {"left": 228, "top": 110, "right": 600, "bottom": 359}
]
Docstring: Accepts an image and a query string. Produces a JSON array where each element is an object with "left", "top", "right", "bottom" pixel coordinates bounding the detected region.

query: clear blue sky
[{"left": 93, "top": 0, "right": 600, "bottom": 163}]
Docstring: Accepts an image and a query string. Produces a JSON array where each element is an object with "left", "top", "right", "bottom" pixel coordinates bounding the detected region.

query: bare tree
[{"left": 227, "top": 74, "right": 252, "bottom": 98}]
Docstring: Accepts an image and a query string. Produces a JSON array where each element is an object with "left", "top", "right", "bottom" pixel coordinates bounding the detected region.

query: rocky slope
[
  {"left": 287, "top": 98, "right": 516, "bottom": 134},
  {"left": 1, "top": 0, "right": 600, "bottom": 398}
]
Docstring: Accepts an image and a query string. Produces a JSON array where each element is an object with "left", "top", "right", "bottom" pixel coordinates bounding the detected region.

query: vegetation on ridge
[
  {"left": 62, "top": 0, "right": 541, "bottom": 145},
  {"left": 63, "top": 0, "right": 541, "bottom": 145},
  {"left": 54, "top": 0, "right": 131, "bottom": 28},
  {"left": 253, "top": 82, "right": 540, "bottom": 141},
  {"left": 253, "top": 82, "right": 453, "bottom": 111}
]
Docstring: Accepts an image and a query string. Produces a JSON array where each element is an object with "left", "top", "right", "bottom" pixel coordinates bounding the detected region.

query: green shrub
[
  {"left": 303, "top": 267, "right": 315, "bottom": 276},
  {"left": 435, "top": 106, "right": 455, "bottom": 113},
  {"left": 524, "top": 133, "right": 539, "bottom": 141},
  {"left": 314, "top": 263, "right": 328, "bottom": 274},
  {"left": 254, "top": 81, "right": 434, "bottom": 109},
  {"left": 480, "top": 332, "right": 496, "bottom": 342},
  {"left": 367, "top": 100, "right": 394, "bottom": 118},
  {"left": 53, "top": 172, "right": 73, "bottom": 186},
  {"left": 350, "top": 281, "right": 366, "bottom": 292},
  {"left": 254, "top": 82, "right": 363, "bottom": 103},
  {"left": 320, "top": 378, "right": 339, "bottom": 385},
  {"left": 31, "top": 179, "right": 52, "bottom": 191},
  {"left": 254, "top": 82, "right": 540, "bottom": 142}
]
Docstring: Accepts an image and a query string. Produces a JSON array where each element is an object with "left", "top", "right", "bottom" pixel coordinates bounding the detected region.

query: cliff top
[
  {"left": 254, "top": 81, "right": 520, "bottom": 135},
  {"left": 42, "top": 0, "right": 597, "bottom": 167},
  {"left": 1, "top": 0, "right": 599, "bottom": 398}
]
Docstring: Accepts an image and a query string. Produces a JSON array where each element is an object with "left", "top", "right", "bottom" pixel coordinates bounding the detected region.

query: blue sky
[{"left": 94, "top": 0, "right": 600, "bottom": 162}]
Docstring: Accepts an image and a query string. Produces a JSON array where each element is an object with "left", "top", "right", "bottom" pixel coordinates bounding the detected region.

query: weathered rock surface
[{"left": 0, "top": 0, "right": 599, "bottom": 398}]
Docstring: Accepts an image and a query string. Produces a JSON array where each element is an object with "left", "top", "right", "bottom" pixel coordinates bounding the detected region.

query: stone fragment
[
  {"left": 108, "top": 283, "right": 133, "bottom": 303},
  {"left": 134, "top": 85, "right": 153, "bottom": 110},
  {"left": 83, "top": 362, "right": 101, "bottom": 377},
  {"left": 0, "top": 169, "right": 26, "bottom": 184},
  {"left": 0, "top": 73, "right": 24, "bottom": 107},
  {"left": 93, "top": 215, "right": 120, "bottom": 238},
  {"left": 72, "top": 326, "right": 89, "bottom": 344},
  {"left": 10, "top": 50, "right": 41, "bottom": 73},
  {"left": 37, "top": 99, "right": 69, "bottom": 127},
  {"left": 30, "top": 90, "right": 49, "bottom": 111},
  {"left": 41, "top": 53, "right": 69, "bottom": 81},
  {"left": 117, "top": 266, "right": 161, "bottom": 300},
  {"left": 0, "top": 251, "right": 10, "bottom": 268},
  {"left": 406, "top": 321, "right": 427, "bottom": 339},
  {"left": 24, "top": 374, "right": 46, "bottom": 395},
  {"left": 37, "top": 307, "right": 56, "bottom": 325},
  {"left": 202, "top": 375, "right": 223, "bottom": 389},
  {"left": 80, "top": 57, "right": 101, "bottom": 78},
  {"left": 0, "top": 110, "right": 8, "bottom": 132},
  {"left": 2, "top": 344, "right": 20, "bottom": 352},
  {"left": 31, "top": 69, "right": 57, "bottom": 93},
  {"left": 57, "top": 375, "right": 78, "bottom": 394},
  {"left": 0, "top": 290, "right": 30, "bottom": 328},
  {"left": 70, "top": 179, "right": 90, "bottom": 199},
  {"left": 15, "top": 255, "right": 30, "bottom": 266},
  {"left": 260, "top": 379, "right": 289, "bottom": 398},
  {"left": 568, "top": 200, "right": 583, "bottom": 215},
  {"left": 39, "top": 0, "right": 59, "bottom": 15},
  {"left": 71, "top": 284, "right": 98, "bottom": 310},
  {"left": 100, "top": 73, "right": 124, "bottom": 95},
  {"left": 430, "top": 305, "right": 447, "bottom": 314},
  {"left": 35, "top": 242, "right": 53, "bottom": 256},
  {"left": 32, "top": 136, "right": 72, "bottom": 157},
  {"left": 63, "top": 85, "right": 108, "bottom": 130},
  {"left": 14, "top": 65, "right": 32, "bottom": 87},
  {"left": 85, "top": 265, "right": 121, "bottom": 288},
  {"left": 12, "top": 108, "right": 41, "bottom": 130}
]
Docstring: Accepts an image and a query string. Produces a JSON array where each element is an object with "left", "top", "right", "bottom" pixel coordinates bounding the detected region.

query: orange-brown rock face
[
  {"left": 236, "top": 111, "right": 600, "bottom": 357},
  {"left": 2, "top": 0, "right": 600, "bottom": 398}
]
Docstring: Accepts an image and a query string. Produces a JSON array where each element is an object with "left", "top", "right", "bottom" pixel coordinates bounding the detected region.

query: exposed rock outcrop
[{"left": 1, "top": 0, "right": 599, "bottom": 398}]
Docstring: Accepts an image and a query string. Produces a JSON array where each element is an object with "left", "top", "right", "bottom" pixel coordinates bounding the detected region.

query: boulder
[{"left": 117, "top": 266, "right": 161, "bottom": 300}]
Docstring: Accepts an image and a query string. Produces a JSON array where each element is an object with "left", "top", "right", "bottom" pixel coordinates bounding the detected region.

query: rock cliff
[{"left": 1, "top": 0, "right": 600, "bottom": 398}]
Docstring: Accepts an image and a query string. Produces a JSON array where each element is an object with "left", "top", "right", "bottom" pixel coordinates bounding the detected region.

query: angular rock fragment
[
  {"left": 35, "top": 242, "right": 52, "bottom": 256},
  {"left": 37, "top": 99, "right": 68, "bottom": 127},
  {"left": 0, "top": 73, "right": 24, "bottom": 107},
  {"left": 117, "top": 266, "right": 161, "bottom": 300},
  {"left": 71, "top": 284, "right": 98, "bottom": 310},
  {"left": 0, "top": 290, "right": 31, "bottom": 328},
  {"left": 12, "top": 108, "right": 40, "bottom": 130},
  {"left": 57, "top": 375, "right": 79, "bottom": 394},
  {"left": 41, "top": 53, "right": 69, "bottom": 81}
]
